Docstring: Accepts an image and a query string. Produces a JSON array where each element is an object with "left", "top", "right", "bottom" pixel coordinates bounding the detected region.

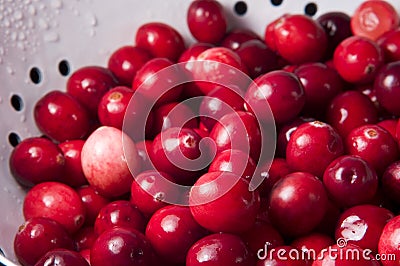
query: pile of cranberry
[{"left": 7, "top": 0, "right": 400, "bottom": 265}]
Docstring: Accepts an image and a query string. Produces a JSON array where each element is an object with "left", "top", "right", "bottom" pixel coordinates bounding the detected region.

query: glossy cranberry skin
[
  {"left": 286, "top": 121, "right": 344, "bottom": 178},
  {"left": 34, "top": 91, "right": 91, "bottom": 142},
  {"left": 199, "top": 85, "right": 245, "bottom": 132},
  {"left": 256, "top": 158, "right": 292, "bottom": 198},
  {"left": 335, "top": 204, "right": 394, "bottom": 253},
  {"left": 66, "top": 66, "right": 117, "bottom": 116},
  {"left": 58, "top": 140, "right": 87, "bottom": 188},
  {"left": 14, "top": 217, "right": 74, "bottom": 266},
  {"left": 236, "top": 40, "right": 279, "bottom": 79},
  {"left": 209, "top": 149, "right": 256, "bottom": 179},
  {"left": 294, "top": 62, "right": 343, "bottom": 117},
  {"left": 378, "top": 119, "right": 398, "bottom": 140},
  {"left": 90, "top": 227, "right": 155, "bottom": 266},
  {"left": 190, "top": 172, "right": 260, "bottom": 233},
  {"left": 326, "top": 90, "right": 378, "bottom": 138},
  {"left": 135, "top": 140, "right": 154, "bottom": 172},
  {"left": 76, "top": 186, "right": 110, "bottom": 226},
  {"left": 382, "top": 161, "right": 400, "bottom": 205},
  {"left": 377, "top": 28, "right": 400, "bottom": 62},
  {"left": 374, "top": 61, "right": 400, "bottom": 116},
  {"left": 79, "top": 249, "right": 90, "bottom": 265},
  {"left": 187, "top": 233, "right": 254, "bottom": 266},
  {"left": 74, "top": 226, "right": 98, "bottom": 251},
  {"left": 346, "top": 124, "right": 399, "bottom": 175},
  {"left": 323, "top": 155, "right": 378, "bottom": 207},
  {"left": 271, "top": 14, "right": 327, "bottom": 64},
  {"left": 257, "top": 245, "right": 309, "bottom": 266},
  {"left": 245, "top": 70, "right": 305, "bottom": 124},
  {"left": 378, "top": 215, "right": 400, "bottom": 266},
  {"left": 269, "top": 172, "right": 328, "bottom": 237},
  {"left": 291, "top": 233, "right": 334, "bottom": 261},
  {"left": 35, "top": 249, "right": 89, "bottom": 266},
  {"left": 210, "top": 111, "right": 261, "bottom": 161},
  {"left": 108, "top": 46, "right": 152, "bottom": 86},
  {"left": 23, "top": 182, "right": 86, "bottom": 234},
  {"left": 317, "top": 12, "right": 352, "bottom": 59},
  {"left": 333, "top": 36, "right": 384, "bottom": 84},
  {"left": 179, "top": 43, "right": 214, "bottom": 64},
  {"left": 135, "top": 22, "right": 185, "bottom": 62},
  {"left": 9, "top": 137, "right": 65, "bottom": 187},
  {"left": 153, "top": 102, "right": 197, "bottom": 134},
  {"left": 222, "top": 29, "right": 261, "bottom": 50},
  {"left": 187, "top": 0, "right": 227, "bottom": 44}
]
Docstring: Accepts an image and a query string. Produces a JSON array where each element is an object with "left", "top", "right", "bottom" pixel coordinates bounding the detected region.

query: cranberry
[
  {"left": 90, "top": 227, "right": 155, "bottom": 266},
  {"left": 186, "top": 233, "right": 254, "bottom": 266},
  {"left": 74, "top": 226, "right": 98, "bottom": 251},
  {"left": 135, "top": 140, "right": 154, "bottom": 172},
  {"left": 221, "top": 28, "right": 262, "bottom": 51},
  {"left": 374, "top": 61, "right": 400, "bottom": 116},
  {"left": 66, "top": 66, "right": 117, "bottom": 116},
  {"left": 291, "top": 233, "right": 334, "bottom": 262},
  {"left": 294, "top": 62, "right": 343, "bottom": 117},
  {"left": 268, "top": 172, "right": 328, "bottom": 237},
  {"left": 190, "top": 172, "right": 260, "bottom": 233},
  {"left": 323, "top": 155, "right": 378, "bottom": 207},
  {"left": 286, "top": 121, "right": 344, "bottom": 178},
  {"left": 178, "top": 43, "right": 214, "bottom": 64},
  {"left": 378, "top": 119, "right": 398, "bottom": 140},
  {"left": 23, "top": 182, "right": 86, "bottom": 234},
  {"left": 152, "top": 102, "right": 198, "bottom": 134},
  {"left": 35, "top": 249, "right": 89, "bottom": 266},
  {"left": 187, "top": 0, "right": 227, "bottom": 44},
  {"left": 382, "top": 161, "right": 400, "bottom": 205},
  {"left": 264, "top": 15, "right": 289, "bottom": 52},
  {"left": 209, "top": 149, "right": 256, "bottom": 179},
  {"left": 314, "top": 199, "right": 342, "bottom": 236},
  {"left": 336, "top": 204, "right": 394, "bottom": 253},
  {"left": 245, "top": 70, "right": 305, "bottom": 125},
  {"left": 351, "top": 0, "right": 399, "bottom": 41},
  {"left": 14, "top": 217, "right": 74, "bottom": 266},
  {"left": 256, "top": 245, "right": 309, "bottom": 266},
  {"left": 346, "top": 124, "right": 399, "bottom": 175},
  {"left": 58, "top": 140, "right": 87, "bottom": 188},
  {"left": 79, "top": 249, "right": 90, "bottom": 265},
  {"left": 378, "top": 215, "right": 400, "bottom": 266},
  {"left": 326, "top": 90, "right": 378, "bottom": 138},
  {"left": 377, "top": 28, "right": 400, "bottom": 62},
  {"left": 107, "top": 46, "right": 152, "bottom": 86},
  {"left": 9, "top": 137, "right": 65, "bottom": 187},
  {"left": 333, "top": 36, "right": 384, "bottom": 84},
  {"left": 135, "top": 22, "right": 185, "bottom": 62},
  {"left": 76, "top": 186, "right": 110, "bottom": 226}
]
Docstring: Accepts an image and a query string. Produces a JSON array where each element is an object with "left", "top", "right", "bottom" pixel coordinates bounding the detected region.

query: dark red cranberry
[
  {"left": 145, "top": 205, "right": 208, "bottom": 263},
  {"left": 346, "top": 124, "right": 399, "bottom": 175},
  {"left": 14, "top": 217, "right": 74, "bottom": 266},
  {"left": 323, "top": 155, "right": 378, "bottom": 207},
  {"left": 135, "top": 22, "right": 185, "bottom": 62},
  {"left": 209, "top": 149, "right": 256, "bottom": 179},
  {"left": 268, "top": 172, "right": 328, "bottom": 237},
  {"left": 135, "top": 140, "right": 154, "bottom": 172},
  {"left": 378, "top": 119, "right": 398, "bottom": 140},
  {"left": 256, "top": 245, "right": 309, "bottom": 266},
  {"left": 23, "top": 182, "right": 86, "bottom": 234},
  {"left": 9, "top": 137, "right": 65, "bottom": 187},
  {"left": 382, "top": 161, "right": 400, "bottom": 205},
  {"left": 187, "top": 0, "right": 227, "bottom": 44},
  {"left": 187, "top": 233, "right": 255, "bottom": 266},
  {"left": 66, "top": 66, "right": 117, "bottom": 116},
  {"left": 74, "top": 226, "right": 98, "bottom": 251},
  {"left": 374, "top": 61, "right": 400, "bottom": 116},
  {"left": 245, "top": 70, "right": 305, "bottom": 125},
  {"left": 34, "top": 91, "right": 91, "bottom": 142},
  {"left": 326, "top": 90, "right": 378, "bottom": 138},
  {"left": 90, "top": 227, "right": 155, "bottom": 266},
  {"left": 35, "top": 249, "right": 89, "bottom": 266},
  {"left": 190, "top": 172, "right": 260, "bottom": 233},
  {"left": 76, "top": 186, "right": 110, "bottom": 226},
  {"left": 378, "top": 215, "right": 400, "bottom": 266},
  {"left": 286, "top": 121, "right": 344, "bottom": 178},
  {"left": 222, "top": 28, "right": 262, "bottom": 51},
  {"left": 152, "top": 102, "right": 198, "bottom": 134},
  {"left": 291, "top": 233, "right": 334, "bottom": 262},
  {"left": 314, "top": 199, "right": 342, "bottom": 237},
  {"left": 377, "top": 28, "right": 400, "bottom": 62},
  {"left": 336, "top": 204, "right": 394, "bottom": 253},
  {"left": 58, "top": 140, "right": 87, "bottom": 188},
  {"left": 79, "top": 249, "right": 90, "bottom": 265}
]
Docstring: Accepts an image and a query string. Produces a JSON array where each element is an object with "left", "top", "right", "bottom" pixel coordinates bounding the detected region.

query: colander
[{"left": 1, "top": 0, "right": 399, "bottom": 265}]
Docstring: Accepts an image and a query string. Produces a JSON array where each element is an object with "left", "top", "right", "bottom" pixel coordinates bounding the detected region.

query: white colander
[{"left": 1, "top": 0, "right": 399, "bottom": 265}]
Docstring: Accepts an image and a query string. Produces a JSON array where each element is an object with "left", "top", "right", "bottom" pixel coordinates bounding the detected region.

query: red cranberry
[
  {"left": 74, "top": 226, "right": 98, "bottom": 251},
  {"left": 34, "top": 91, "right": 91, "bottom": 142},
  {"left": 323, "top": 155, "right": 378, "bottom": 207},
  {"left": 377, "top": 28, "right": 400, "bottom": 62},
  {"left": 245, "top": 70, "right": 305, "bottom": 125},
  {"left": 336, "top": 204, "right": 394, "bottom": 253},
  {"left": 268, "top": 172, "right": 328, "bottom": 237},
  {"left": 346, "top": 124, "right": 399, "bottom": 175},
  {"left": 178, "top": 43, "right": 214, "bottom": 64},
  {"left": 152, "top": 102, "right": 197, "bottom": 134},
  {"left": 90, "top": 227, "right": 155, "bottom": 266},
  {"left": 382, "top": 161, "right": 400, "bottom": 205},
  {"left": 79, "top": 249, "right": 90, "bottom": 265},
  {"left": 145, "top": 205, "right": 207, "bottom": 263},
  {"left": 9, "top": 137, "right": 65, "bottom": 187},
  {"left": 378, "top": 119, "right": 398, "bottom": 140},
  {"left": 378, "top": 215, "right": 400, "bottom": 266},
  {"left": 66, "top": 66, "right": 117, "bottom": 116},
  {"left": 209, "top": 149, "right": 256, "bottom": 179},
  {"left": 333, "top": 36, "right": 384, "bottom": 84},
  {"left": 187, "top": 0, "right": 227, "bottom": 44},
  {"left": 14, "top": 217, "right": 74, "bottom": 266},
  {"left": 314, "top": 199, "right": 342, "bottom": 237},
  {"left": 221, "top": 28, "right": 262, "bottom": 51},
  {"left": 35, "top": 249, "right": 89, "bottom": 266},
  {"left": 107, "top": 46, "right": 152, "bottom": 86},
  {"left": 76, "top": 186, "right": 110, "bottom": 226},
  {"left": 190, "top": 172, "right": 260, "bottom": 233},
  {"left": 264, "top": 15, "right": 288, "bottom": 52},
  {"left": 58, "top": 140, "right": 87, "bottom": 188},
  {"left": 186, "top": 233, "right": 255, "bottom": 266},
  {"left": 256, "top": 245, "right": 309, "bottom": 266},
  {"left": 135, "top": 140, "right": 154, "bottom": 172},
  {"left": 374, "top": 61, "right": 400, "bottom": 116},
  {"left": 286, "top": 121, "right": 344, "bottom": 178},
  {"left": 135, "top": 22, "right": 185, "bottom": 62},
  {"left": 291, "top": 233, "right": 335, "bottom": 262},
  {"left": 23, "top": 182, "right": 86, "bottom": 234}
]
